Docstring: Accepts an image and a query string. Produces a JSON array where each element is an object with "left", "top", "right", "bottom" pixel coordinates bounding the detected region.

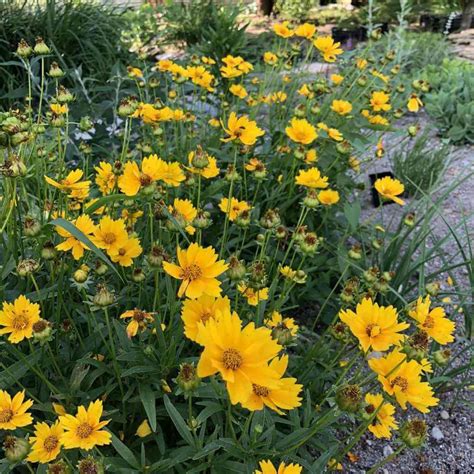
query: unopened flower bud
[
  {"left": 77, "top": 456, "right": 104, "bottom": 474},
  {"left": 57, "top": 86, "right": 74, "bottom": 103},
  {"left": 408, "top": 125, "right": 419, "bottom": 137},
  {"left": 193, "top": 210, "right": 212, "bottom": 229},
  {"left": 74, "top": 265, "right": 89, "bottom": 283},
  {"left": 32, "top": 319, "right": 53, "bottom": 344},
  {"left": 336, "top": 141, "right": 351, "bottom": 155},
  {"left": 299, "top": 232, "right": 320, "bottom": 255},
  {"left": 132, "top": 268, "right": 146, "bottom": 283},
  {"left": 41, "top": 241, "right": 57, "bottom": 260},
  {"left": 47, "top": 459, "right": 71, "bottom": 474},
  {"left": 176, "top": 363, "right": 201, "bottom": 393},
  {"left": 79, "top": 116, "right": 93, "bottom": 131},
  {"left": 294, "top": 270, "right": 307, "bottom": 284},
  {"left": 225, "top": 165, "right": 240, "bottom": 182},
  {"left": 400, "top": 418, "right": 427, "bottom": 448},
  {"left": 303, "top": 189, "right": 319, "bottom": 208},
  {"left": 235, "top": 209, "right": 251, "bottom": 228},
  {"left": 190, "top": 148, "right": 209, "bottom": 169},
  {"left": 433, "top": 348, "right": 451, "bottom": 366},
  {"left": 17, "top": 258, "right": 39, "bottom": 277},
  {"left": 23, "top": 216, "right": 41, "bottom": 237},
  {"left": 335, "top": 384, "right": 362, "bottom": 413},
  {"left": 227, "top": 255, "right": 246, "bottom": 281},
  {"left": 148, "top": 244, "right": 167, "bottom": 268},
  {"left": 94, "top": 261, "right": 108, "bottom": 276},
  {"left": 93, "top": 285, "right": 115, "bottom": 307},
  {"left": 348, "top": 244, "right": 362, "bottom": 260},
  {"left": 426, "top": 281, "right": 440, "bottom": 296},
  {"left": 404, "top": 212, "right": 416, "bottom": 227},
  {"left": 16, "top": 39, "right": 33, "bottom": 58},
  {"left": 294, "top": 104, "right": 306, "bottom": 118},
  {"left": 48, "top": 62, "right": 64, "bottom": 78},
  {"left": 34, "top": 37, "right": 50, "bottom": 55},
  {"left": 118, "top": 96, "right": 138, "bottom": 117},
  {"left": 260, "top": 208, "right": 281, "bottom": 229}
]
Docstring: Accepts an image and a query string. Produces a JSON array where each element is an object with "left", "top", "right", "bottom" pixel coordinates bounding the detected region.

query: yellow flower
[
  {"left": 186, "top": 66, "right": 215, "bottom": 92},
  {"left": 339, "top": 298, "right": 409, "bottom": 352},
  {"left": 222, "top": 112, "right": 265, "bottom": 146},
  {"left": 45, "top": 169, "right": 91, "bottom": 200},
  {"left": 242, "top": 355, "right": 302, "bottom": 414},
  {"left": 118, "top": 155, "right": 166, "bottom": 196},
  {"left": 356, "top": 57, "right": 368, "bottom": 69},
  {"left": 305, "top": 149, "right": 317, "bottom": 163},
  {"left": 163, "top": 243, "right": 228, "bottom": 299},
  {"left": 295, "top": 23, "right": 316, "bottom": 39},
  {"left": 408, "top": 296, "right": 455, "bottom": 345},
  {"left": 50, "top": 103, "right": 68, "bottom": 115},
  {"left": 120, "top": 308, "right": 154, "bottom": 338},
  {"left": 201, "top": 56, "right": 216, "bottom": 65},
  {"left": 127, "top": 66, "right": 143, "bottom": 79},
  {"left": 368, "top": 350, "right": 439, "bottom": 413},
  {"left": 94, "top": 162, "right": 117, "bottom": 195},
  {"left": 371, "top": 69, "right": 389, "bottom": 83},
  {"left": 374, "top": 176, "right": 405, "bottom": 205},
  {"left": 327, "top": 127, "right": 343, "bottom": 141},
  {"left": 364, "top": 393, "right": 398, "bottom": 439},
  {"left": 132, "top": 103, "right": 173, "bottom": 123},
  {"left": 171, "top": 198, "right": 197, "bottom": 235},
  {"left": 246, "top": 158, "right": 265, "bottom": 173},
  {"left": 27, "top": 421, "right": 64, "bottom": 463},
  {"left": 52, "top": 403, "right": 67, "bottom": 416},
  {"left": 318, "top": 189, "right": 340, "bottom": 205},
  {"left": 0, "top": 295, "right": 41, "bottom": 343},
  {"left": 330, "top": 74, "right": 344, "bottom": 84},
  {"left": 313, "top": 36, "right": 343, "bottom": 62},
  {"left": 273, "top": 21, "right": 294, "bottom": 38},
  {"left": 181, "top": 295, "right": 231, "bottom": 343},
  {"left": 56, "top": 214, "right": 96, "bottom": 260},
  {"left": 263, "top": 51, "right": 278, "bottom": 65},
  {"left": 0, "top": 390, "right": 33, "bottom": 430},
  {"left": 121, "top": 209, "right": 143, "bottom": 227},
  {"left": 110, "top": 237, "right": 142, "bottom": 267},
  {"left": 295, "top": 167, "right": 328, "bottom": 189},
  {"left": 297, "top": 83, "right": 312, "bottom": 97},
  {"left": 187, "top": 150, "right": 219, "bottom": 178},
  {"left": 159, "top": 161, "right": 186, "bottom": 187},
  {"left": 285, "top": 118, "right": 317, "bottom": 145},
  {"left": 229, "top": 84, "right": 248, "bottom": 99},
  {"left": 265, "top": 311, "right": 299, "bottom": 337},
  {"left": 376, "top": 138, "right": 385, "bottom": 158},
  {"left": 136, "top": 419, "right": 152, "bottom": 437},
  {"left": 93, "top": 216, "right": 129, "bottom": 256},
  {"left": 407, "top": 94, "right": 423, "bottom": 112},
  {"left": 197, "top": 311, "right": 282, "bottom": 405},
  {"left": 219, "top": 197, "right": 251, "bottom": 221},
  {"left": 370, "top": 91, "right": 391, "bottom": 112},
  {"left": 60, "top": 400, "right": 111, "bottom": 450},
  {"left": 270, "top": 91, "right": 287, "bottom": 103},
  {"left": 331, "top": 99, "right": 352, "bottom": 116},
  {"left": 157, "top": 59, "right": 175, "bottom": 72},
  {"left": 237, "top": 284, "right": 269, "bottom": 306},
  {"left": 280, "top": 265, "right": 296, "bottom": 280},
  {"left": 255, "top": 460, "right": 303, "bottom": 474},
  {"left": 209, "top": 118, "right": 220, "bottom": 128}
]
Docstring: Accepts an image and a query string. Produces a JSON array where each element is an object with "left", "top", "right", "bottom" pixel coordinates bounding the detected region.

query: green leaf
[
  {"left": 84, "top": 194, "right": 133, "bottom": 214},
  {"left": 111, "top": 433, "right": 140, "bottom": 469},
  {"left": 343, "top": 201, "right": 361, "bottom": 231},
  {"left": 0, "top": 351, "right": 41, "bottom": 388},
  {"left": 139, "top": 384, "right": 157, "bottom": 432},
  {"left": 163, "top": 395, "right": 196, "bottom": 447}
]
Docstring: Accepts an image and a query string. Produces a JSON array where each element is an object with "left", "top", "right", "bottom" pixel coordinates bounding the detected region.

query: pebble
[
  {"left": 383, "top": 446, "right": 394, "bottom": 457},
  {"left": 440, "top": 410, "right": 450, "bottom": 420},
  {"left": 431, "top": 426, "right": 445, "bottom": 441}
]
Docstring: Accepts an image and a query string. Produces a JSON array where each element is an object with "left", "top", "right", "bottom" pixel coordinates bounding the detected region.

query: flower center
[
  {"left": 423, "top": 316, "right": 435, "bottom": 329},
  {"left": 139, "top": 174, "right": 152, "bottom": 186},
  {"left": 76, "top": 422, "right": 94, "bottom": 439},
  {"left": 12, "top": 313, "right": 29, "bottom": 330},
  {"left": 222, "top": 348, "right": 243, "bottom": 370},
  {"left": 43, "top": 435, "right": 59, "bottom": 452},
  {"left": 103, "top": 232, "right": 117, "bottom": 245},
  {"left": 392, "top": 376, "right": 408, "bottom": 392},
  {"left": 118, "top": 248, "right": 126, "bottom": 256},
  {"left": 366, "top": 324, "right": 381, "bottom": 338},
  {"left": 181, "top": 264, "right": 202, "bottom": 281},
  {"left": 0, "top": 408, "right": 14, "bottom": 423},
  {"left": 200, "top": 311, "right": 212, "bottom": 323},
  {"left": 133, "top": 310, "right": 146, "bottom": 322},
  {"left": 252, "top": 384, "right": 270, "bottom": 397}
]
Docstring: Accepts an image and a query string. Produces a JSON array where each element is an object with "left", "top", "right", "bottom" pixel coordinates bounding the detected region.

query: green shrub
[{"left": 275, "top": 0, "right": 319, "bottom": 21}]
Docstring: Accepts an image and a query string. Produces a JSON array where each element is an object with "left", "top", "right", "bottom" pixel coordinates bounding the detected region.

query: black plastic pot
[{"left": 369, "top": 171, "right": 397, "bottom": 207}]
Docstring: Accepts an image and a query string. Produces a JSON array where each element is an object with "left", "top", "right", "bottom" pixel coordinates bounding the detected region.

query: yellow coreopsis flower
[
  {"left": 241, "top": 355, "right": 302, "bottom": 414},
  {"left": 364, "top": 393, "right": 398, "bottom": 439},
  {"left": 331, "top": 99, "right": 352, "bottom": 116},
  {"left": 222, "top": 112, "right": 265, "bottom": 146},
  {"left": 330, "top": 73, "right": 344, "bottom": 85},
  {"left": 273, "top": 21, "right": 294, "bottom": 38},
  {"left": 132, "top": 103, "right": 173, "bottom": 123},
  {"left": 305, "top": 149, "right": 317, "bottom": 163},
  {"left": 407, "top": 94, "right": 423, "bottom": 112},
  {"left": 170, "top": 198, "right": 197, "bottom": 235},
  {"left": 356, "top": 57, "right": 368, "bottom": 69},
  {"left": 370, "top": 91, "right": 391, "bottom": 112},
  {"left": 197, "top": 311, "right": 282, "bottom": 405},
  {"left": 295, "top": 23, "right": 316, "bottom": 39},
  {"left": 187, "top": 150, "right": 219, "bottom": 178},
  {"left": 181, "top": 295, "right": 231, "bottom": 343},
  {"left": 339, "top": 298, "right": 409, "bottom": 352},
  {"left": 120, "top": 308, "right": 154, "bottom": 338},
  {"left": 229, "top": 84, "right": 248, "bottom": 99},
  {"left": 313, "top": 36, "right": 343, "bottom": 62},
  {"left": 127, "top": 66, "right": 143, "bottom": 79},
  {"left": 55, "top": 214, "right": 96, "bottom": 260},
  {"left": 136, "top": 419, "right": 152, "bottom": 437},
  {"left": 0, "top": 390, "right": 33, "bottom": 430},
  {"left": 27, "top": 421, "right": 64, "bottom": 463},
  {"left": 295, "top": 167, "right": 328, "bottom": 189},
  {"left": 237, "top": 284, "right": 269, "bottom": 306},
  {"left": 94, "top": 162, "right": 117, "bottom": 195},
  {"left": 50, "top": 103, "right": 68, "bottom": 115},
  {"left": 45, "top": 169, "right": 91, "bottom": 200},
  {"left": 159, "top": 161, "right": 186, "bottom": 187},
  {"left": 110, "top": 237, "right": 142, "bottom": 267},
  {"left": 219, "top": 197, "right": 251, "bottom": 221},
  {"left": 118, "top": 155, "right": 166, "bottom": 196},
  {"left": 408, "top": 295, "right": 455, "bottom": 345},
  {"left": 255, "top": 460, "right": 302, "bottom": 474},
  {"left": 368, "top": 350, "right": 439, "bottom": 413},
  {"left": 318, "top": 189, "right": 340, "bottom": 205},
  {"left": 286, "top": 118, "right": 317, "bottom": 145},
  {"left": 265, "top": 311, "right": 299, "bottom": 337},
  {"left": 186, "top": 66, "right": 215, "bottom": 92},
  {"left": 157, "top": 59, "right": 175, "bottom": 72},
  {"left": 60, "top": 400, "right": 111, "bottom": 450},
  {"left": 163, "top": 243, "right": 228, "bottom": 299},
  {"left": 374, "top": 176, "right": 405, "bottom": 205},
  {"left": 0, "top": 295, "right": 40, "bottom": 343},
  {"left": 93, "top": 216, "right": 129, "bottom": 255},
  {"left": 263, "top": 51, "right": 278, "bottom": 65},
  {"left": 297, "top": 83, "right": 312, "bottom": 98}
]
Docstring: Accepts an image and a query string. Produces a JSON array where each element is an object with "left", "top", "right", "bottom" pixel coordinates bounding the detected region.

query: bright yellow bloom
[
  {"left": 110, "top": 237, "right": 142, "bottom": 267},
  {"left": 197, "top": 311, "right": 282, "bottom": 405},
  {"left": 364, "top": 393, "right": 398, "bottom": 439},
  {"left": 370, "top": 91, "right": 391, "bottom": 112},
  {"left": 371, "top": 69, "right": 389, "bottom": 83},
  {"left": 269, "top": 91, "right": 287, "bottom": 103},
  {"left": 94, "top": 162, "right": 117, "bottom": 195},
  {"left": 132, "top": 103, "right": 173, "bottom": 123},
  {"left": 201, "top": 56, "right": 216, "bottom": 65},
  {"left": 222, "top": 112, "right": 265, "bottom": 146},
  {"left": 305, "top": 149, "right": 317, "bottom": 163},
  {"left": 318, "top": 189, "right": 340, "bottom": 205},
  {"left": 27, "top": 421, "right": 64, "bottom": 463},
  {"left": 265, "top": 311, "right": 299, "bottom": 337},
  {"left": 408, "top": 94, "right": 423, "bottom": 112},
  {"left": 60, "top": 400, "right": 111, "bottom": 450},
  {"left": 159, "top": 161, "right": 186, "bottom": 187},
  {"left": 181, "top": 295, "right": 231, "bottom": 343},
  {"left": 157, "top": 59, "right": 174, "bottom": 72},
  {"left": 56, "top": 214, "right": 96, "bottom": 260},
  {"left": 120, "top": 309, "right": 154, "bottom": 338},
  {"left": 45, "top": 169, "right": 90, "bottom": 200},
  {"left": 50, "top": 103, "right": 68, "bottom": 115},
  {"left": 0, "top": 295, "right": 40, "bottom": 343},
  {"left": 255, "top": 460, "right": 302, "bottom": 474},
  {"left": 369, "top": 350, "right": 439, "bottom": 413},
  {"left": 295, "top": 23, "right": 316, "bottom": 39},
  {"left": 326, "top": 127, "right": 343, "bottom": 141},
  {"left": 127, "top": 66, "right": 143, "bottom": 78},
  {"left": 295, "top": 167, "right": 328, "bottom": 189},
  {"left": 246, "top": 158, "right": 265, "bottom": 173},
  {"left": 273, "top": 21, "right": 294, "bottom": 38},
  {"left": 118, "top": 155, "right": 165, "bottom": 196},
  {"left": 356, "top": 57, "right": 368, "bottom": 69},
  {"left": 330, "top": 74, "right": 344, "bottom": 84},
  {"left": 263, "top": 51, "right": 278, "bottom": 65},
  {"left": 374, "top": 176, "right": 405, "bottom": 205},
  {"left": 297, "top": 83, "right": 312, "bottom": 97},
  {"left": 121, "top": 208, "right": 143, "bottom": 227},
  {"left": 171, "top": 198, "right": 197, "bottom": 235},
  {"left": 219, "top": 197, "right": 251, "bottom": 221},
  {"left": 163, "top": 243, "right": 228, "bottom": 299},
  {"left": 313, "top": 36, "right": 343, "bottom": 62},
  {"left": 209, "top": 118, "right": 220, "bottom": 128},
  {"left": 52, "top": 403, "right": 67, "bottom": 416},
  {"left": 136, "top": 419, "right": 152, "bottom": 437},
  {"left": 229, "top": 84, "right": 248, "bottom": 99},
  {"left": 237, "top": 284, "right": 269, "bottom": 306},
  {"left": 93, "top": 216, "right": 129, "bottom": 255},
  {"left": 286, "top": 118, "right": 317, "bottom": 145},
  {"left": 242, "top": 354, "right": 302, "bottom": 414},
  {"left": 187, "top": 150, "right": 219, "bottom": 178},
  {"left": 331, "top": 99, "right": 352, "bottom": 116},
  {"left": 186, "top": 66, "right": 215, "bottom": 92},
  {"left": 280, "top": 265, "right": 296, "bottom": 280},
  {"left": 339, "top": 298, "right": 409, "bottom": 352},
  {"left": 408, "top": 296, "right": 455, "bottom": 345},
  {"left": 0, "top": 390, "right": 33, "bottom": 430}
]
